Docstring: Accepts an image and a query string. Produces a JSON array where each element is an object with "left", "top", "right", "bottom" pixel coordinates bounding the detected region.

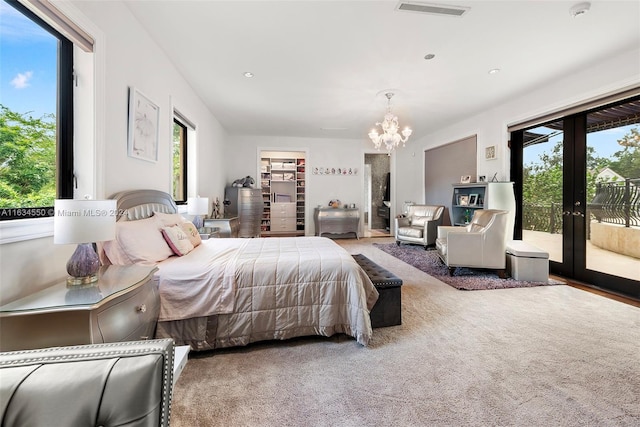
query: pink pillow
[
  {"left": 179, "top": 221, "right": 202, "bottom": 247},
  {"left": 154, "top": 211, "right": 187, "bottom": 227},
  {"left": 161, "top": 225, "right": 195, "bottom": 256},
  {"left": 108, "top": 217, "right": 174, "bottom": 264}
]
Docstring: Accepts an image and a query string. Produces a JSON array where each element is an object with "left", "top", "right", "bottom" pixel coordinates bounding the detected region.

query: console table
[{"left": 314, "top": 207, "right": 359, "bottom": 239}]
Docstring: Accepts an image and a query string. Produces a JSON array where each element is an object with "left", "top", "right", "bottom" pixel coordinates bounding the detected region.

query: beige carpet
[{"left": 171, "top": 237, "right": 640, "bottom": 426}]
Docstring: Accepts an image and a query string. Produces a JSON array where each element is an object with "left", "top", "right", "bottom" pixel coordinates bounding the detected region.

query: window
[
  {"left": 0, "top": 0, "right": 73, "bottom": 220},
  {"left": 172, "top": 118, "right": 188, "bottom": 203}
]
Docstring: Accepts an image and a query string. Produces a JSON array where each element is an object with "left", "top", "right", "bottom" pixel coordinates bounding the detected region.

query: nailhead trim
[{"left": 0, "top": 339, "right": 174, "bottom": 427}]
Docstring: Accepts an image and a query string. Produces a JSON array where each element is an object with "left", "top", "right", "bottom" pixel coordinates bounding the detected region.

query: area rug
[{"left": 373, "top": 242, "right": 564, "bottom": 291}]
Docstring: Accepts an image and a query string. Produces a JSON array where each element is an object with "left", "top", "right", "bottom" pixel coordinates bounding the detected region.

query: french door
[{"left": 511, "top": 97, "right": 640, "bottom": 299}]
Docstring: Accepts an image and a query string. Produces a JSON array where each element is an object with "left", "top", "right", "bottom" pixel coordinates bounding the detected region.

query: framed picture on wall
[
  {"left": 127, "top": 87, "right": 159, "bottom": 163},
  {"left": 485, "top": 145, "right": 497, "bottom": 160}
]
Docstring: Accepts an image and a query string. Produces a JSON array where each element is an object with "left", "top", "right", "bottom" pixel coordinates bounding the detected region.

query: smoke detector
[{"left": 570, "top": 2, "right": 590, "bottom": 17}]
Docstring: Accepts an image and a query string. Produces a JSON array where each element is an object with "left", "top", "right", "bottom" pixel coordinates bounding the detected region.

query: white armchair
[
  {"left": 395, "top": 205, "right": 445, "bottom": 249},
  {"left": 436, "top": 209, "right": 509, "bottom": 277}
]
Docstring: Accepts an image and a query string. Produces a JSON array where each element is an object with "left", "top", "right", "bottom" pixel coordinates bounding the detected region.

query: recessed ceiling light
[
  {"left": 570, "top": 2, "right": 590, "bottom": 17},
  {"left": 424, "top": 53, "right": 435, "bottom": 60},
  {"left": 488, "top": 68, "right": 501, "bottom": 75},
  {"left": 243, "top": 72, "right": 254, "bottom": 78}
]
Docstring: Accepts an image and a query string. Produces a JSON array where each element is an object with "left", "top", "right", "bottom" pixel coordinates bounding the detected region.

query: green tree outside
[{"left": 0, "top": 105, "right": 56, "bottom": 208}]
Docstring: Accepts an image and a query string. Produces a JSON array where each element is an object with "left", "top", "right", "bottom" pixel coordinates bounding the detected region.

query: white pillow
[
  {"left": 411, "top": 215, "right": 430, "bottom": 227},
  {"left": 153, "top": 211, "right": 188, "bottom": 227},
  {"left": 179, "top": 221, "right": 202, "bottom": 247},
  {"left": 162, "top": 225, "right": 195, "bottom": 256},
  {"left": 102, "top": 239, "right": 132, "bottom": 265},
  {"left": 109, "top": 217, "right": 174, "bottom": 264}
]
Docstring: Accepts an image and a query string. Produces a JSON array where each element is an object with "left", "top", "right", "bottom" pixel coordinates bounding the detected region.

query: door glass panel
[
  {"left": 522, "top": 122, "right": 564, "bottom": 263},
  {"left": 585, "top": 116, "right": 640, "bottom": 281}
]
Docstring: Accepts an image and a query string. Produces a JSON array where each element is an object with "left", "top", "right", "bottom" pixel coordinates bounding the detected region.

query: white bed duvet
[{"left": 154, "top": 237, "right": 379, "bottom": 348}]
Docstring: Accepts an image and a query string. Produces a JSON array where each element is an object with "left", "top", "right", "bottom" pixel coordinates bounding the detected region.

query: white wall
[
  {"left": 394, "top": 47, "right": 640, "bottom": 213},
  {"left": 0, "top": 1, "right": 228, "bottom": 303},
  {"left": 226, "top": 135, "right": 377, "bottom": 235}
]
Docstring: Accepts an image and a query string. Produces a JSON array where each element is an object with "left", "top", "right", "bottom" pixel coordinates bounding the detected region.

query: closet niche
[{"left": 260, "top": 150, "right": 306, "bottom": 236}]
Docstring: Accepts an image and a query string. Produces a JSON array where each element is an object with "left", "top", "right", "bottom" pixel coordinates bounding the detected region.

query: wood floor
[{"left": 552, "top": 275, "right": 640, "bottom": 308}]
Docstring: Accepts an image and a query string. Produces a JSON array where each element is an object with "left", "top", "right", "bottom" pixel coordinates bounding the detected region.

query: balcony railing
[
  {"left": 523, "top": 178, "right": 640, "bottom": 234},
  {"left": 589, "top": 178, "right": 640, "bottom": 228}
]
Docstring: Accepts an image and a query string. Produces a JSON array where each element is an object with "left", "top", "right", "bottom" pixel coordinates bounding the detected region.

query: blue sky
[{"left": 0, "top": 1, "right": 57, "bottom": 119}]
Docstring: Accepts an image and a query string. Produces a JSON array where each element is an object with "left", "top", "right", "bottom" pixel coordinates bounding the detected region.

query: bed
[{"left": 101, "top": 190, "right": 378, "bottom": 350}]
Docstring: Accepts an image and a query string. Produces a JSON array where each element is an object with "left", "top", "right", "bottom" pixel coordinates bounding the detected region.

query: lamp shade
[
  {"left": 54, "top": 199, "right": 117, "bottom": 244},
  {"left": 187, "top": 197, "right": 209, "bottom": 216}
]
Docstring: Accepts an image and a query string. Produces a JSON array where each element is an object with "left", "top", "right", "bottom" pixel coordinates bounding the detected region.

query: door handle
[
  {"left": 572, "top": 211, "right": 585, "bottom": 217},
  {"left": 563, "top": 211, "right": 572, "bottom": 216}
]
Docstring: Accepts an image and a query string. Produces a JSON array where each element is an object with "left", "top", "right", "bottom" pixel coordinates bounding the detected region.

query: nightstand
[
  {"left": 198, "top": 226, "right": 220, "bottom": 239},
  {"left": 203, "top": 217, "right": 239, "bottom": 238},
  {"left": 0, "top": 265, "right": 159, "bottom": 352}
]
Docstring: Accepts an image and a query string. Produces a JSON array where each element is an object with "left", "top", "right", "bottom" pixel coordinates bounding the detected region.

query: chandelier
[{"left": 368, "top": 92, "right": 412, "bottom": 155}]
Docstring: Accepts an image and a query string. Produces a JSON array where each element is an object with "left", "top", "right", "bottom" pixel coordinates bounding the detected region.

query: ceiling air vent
[{"left": 396, "top": 1, "right": 469, "bottom": 17}]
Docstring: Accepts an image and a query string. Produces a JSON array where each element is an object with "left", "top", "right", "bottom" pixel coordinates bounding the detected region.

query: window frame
[
  {"left": 172, "top": 117, "right": 188, "bottom": 204},
  {"left": 1, "top": 1, "right": 74, "bottom": 220}
]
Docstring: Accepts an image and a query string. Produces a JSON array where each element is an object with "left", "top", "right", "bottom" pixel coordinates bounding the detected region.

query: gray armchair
[
  {"left": 395, "top": 205, "right": 445, "bottom": 249},
  {"left": 436, "top": 209, "right": 509, "bottom": 276},
  {"left": 0, "top": 339, "right": 175, "bottom": 426}
]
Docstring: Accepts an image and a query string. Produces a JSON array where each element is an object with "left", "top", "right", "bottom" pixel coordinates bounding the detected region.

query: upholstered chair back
[
  {"left": 0, "top": 339, "right": 174, "bottom": 427},
  {"left": 407, "top": 205, "right": 444, "bottom": 223}
]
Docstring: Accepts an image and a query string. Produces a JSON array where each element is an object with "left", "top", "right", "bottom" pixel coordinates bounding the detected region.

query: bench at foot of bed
[{"left": 352, "top": 254, "right": 403, "bottom": 328}]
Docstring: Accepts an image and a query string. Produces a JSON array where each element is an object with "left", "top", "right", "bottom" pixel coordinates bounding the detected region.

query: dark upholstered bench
[{"left": 352, "top": 254, "right": 403, "bottom": 328}]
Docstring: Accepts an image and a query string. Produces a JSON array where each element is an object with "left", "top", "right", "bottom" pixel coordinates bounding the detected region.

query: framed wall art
[
  {"left": 485, "top": 145, "right": 497, "bottom": 160},
  {"left": 128, "top": 87, "right": 159, "bottom": 162}
]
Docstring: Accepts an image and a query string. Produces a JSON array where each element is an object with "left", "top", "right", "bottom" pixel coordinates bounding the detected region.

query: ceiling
[{"left": 123, "top": 0, "right": 640, "bottom": 140}]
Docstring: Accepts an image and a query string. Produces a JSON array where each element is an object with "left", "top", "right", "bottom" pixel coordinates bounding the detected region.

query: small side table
[
  {"left": 199, "top": 226, "right": 220, "bottom": 239},
  {"left": 204, "top": 217, "right": 239, "bottom": 238},
  {"left": 0, "top": 265, "right": 159, "bottom": 352}
]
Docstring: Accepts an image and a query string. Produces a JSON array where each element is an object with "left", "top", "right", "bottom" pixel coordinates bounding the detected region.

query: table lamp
[
  {"left": 54, "top": 199, "right": 117, "bottom": 286},
  {"left": 187, "top": 196, "right": 209, "bottom": 229}
]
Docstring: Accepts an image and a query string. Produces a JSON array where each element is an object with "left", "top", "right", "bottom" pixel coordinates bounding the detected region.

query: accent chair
[
  {"left": 435, "top": 209, "right": 509, "bottom": 277},
  {"left": 394, "top": 204, "right": 445, "bottom": 249}
]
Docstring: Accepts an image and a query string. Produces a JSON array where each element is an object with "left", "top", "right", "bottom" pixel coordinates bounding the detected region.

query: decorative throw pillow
[
  {"left": 110, "top": 217, "right": 174, "bottom": 264},
  {"left": 179, "top": 221, "right": 202, "bottom": 247},
  {"left": 411, "top": 216, "right": 430, "bottom": 227},
  {"left": 161, "top": 225, "right": 195, "bottom": 256},
  {"left": 154, "top": 211, "right": 187, "bottom": 227}
]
